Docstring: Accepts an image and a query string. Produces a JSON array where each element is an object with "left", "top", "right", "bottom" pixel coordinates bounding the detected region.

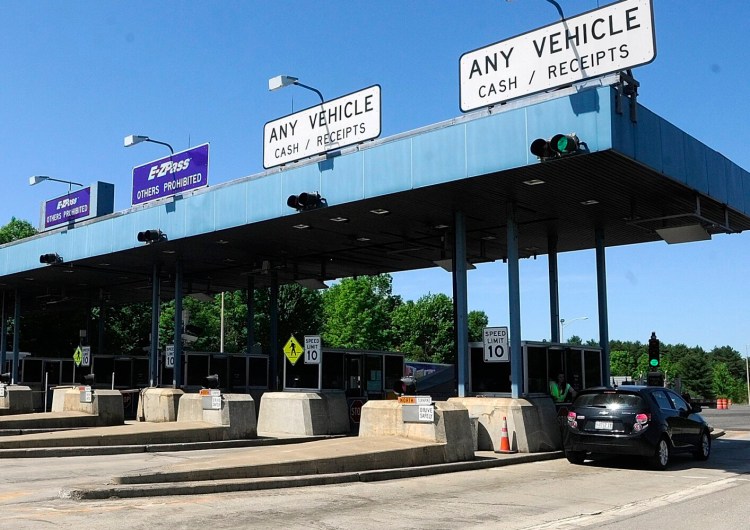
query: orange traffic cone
[{"left": 494, "top": 416, "right": 517, "bottom": 454}]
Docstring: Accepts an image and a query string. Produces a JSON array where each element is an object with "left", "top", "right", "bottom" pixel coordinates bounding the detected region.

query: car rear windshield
[{"left": 574, "top": 392, "right": 644, "bottom": 409}]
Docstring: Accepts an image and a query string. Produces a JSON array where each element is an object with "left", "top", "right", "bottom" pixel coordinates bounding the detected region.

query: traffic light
[
  {"left": 39, "top": 253, "right": 63, "bottom": 264},
  {"left": 530, "top": 133, "right": 581, "bottom": 160},
  {"left": 137, "top": 229, "right": 166, "bottom": 243},
  {"left": 0, "top": 372, "right": 11, "bottom": 384},
  {"left": 286, "top": 192, "right": 327, "bottom": 212},
  {"left": 648, "top": 331, "right": 660, "bottom": 369}
]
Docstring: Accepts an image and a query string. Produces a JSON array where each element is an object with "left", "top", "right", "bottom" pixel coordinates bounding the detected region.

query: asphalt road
[{"left": 2, "top": 427, "right": 749, "bottom": 529}]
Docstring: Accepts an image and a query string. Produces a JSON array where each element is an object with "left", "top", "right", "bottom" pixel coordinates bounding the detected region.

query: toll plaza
[{"left": 1, "top": 0, "right": 750, "bottom": 455}]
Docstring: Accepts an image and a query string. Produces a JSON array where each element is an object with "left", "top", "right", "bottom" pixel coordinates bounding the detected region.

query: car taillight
[
  {"left": 633, "top": 413, "right": 650, "bottom": 432},
  {"left": 567, "top": 411, "right": 578, "bottom": 428}
]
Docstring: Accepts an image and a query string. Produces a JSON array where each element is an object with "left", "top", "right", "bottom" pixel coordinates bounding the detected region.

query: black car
[{"left": 562, "top": 385, "right": 712, "bottom": 470}]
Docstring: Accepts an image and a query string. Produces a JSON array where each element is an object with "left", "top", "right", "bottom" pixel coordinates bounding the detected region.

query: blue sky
[{"left": 1, "top": 1, "right": 748, "bottom": 354}]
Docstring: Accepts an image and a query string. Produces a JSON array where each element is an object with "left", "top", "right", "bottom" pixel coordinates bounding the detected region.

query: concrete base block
[
  {"left": 359, "top": 400, "right": 474, "bottom": 463},
  {"left": 0, "top": 385, "right": 34, "bottom": 415},
  {"left": 448, "top": 396, "right": 561, "bottom": 453},
  {"left": 257, "top": 391, "right": 349, "bottom": 435},
  {"left": 61, "top": 388, "right": 125, "bottom": 426},
  {"left": 50, "top": 386, "right": 77, "bottom": 412},
  {"left": 137, "top": 388, "right": 184, "bottom": 422},
  {"left": 177, "top": 393, "right": 257, "bottom": 439}
]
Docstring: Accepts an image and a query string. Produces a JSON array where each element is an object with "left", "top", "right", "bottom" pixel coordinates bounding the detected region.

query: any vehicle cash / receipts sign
[
  {"left": 263, "top": 85, "right": 381, "bottom": 169},
  {"left": 459, "top": 0, "right": 655, "bottom": 111}
]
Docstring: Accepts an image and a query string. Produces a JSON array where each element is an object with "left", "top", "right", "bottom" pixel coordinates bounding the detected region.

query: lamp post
[
  {"left": 124, "top": 135, "right": 174, "bottom": 155},
  {"left": 560, "top": 316, "right": 588, "bottom": 343},
  {"left": 29, "top": 175, "right": 83, "bottom": 193},
  {"left": 268, "top": 75, "right": 325, "bottom": 105}
]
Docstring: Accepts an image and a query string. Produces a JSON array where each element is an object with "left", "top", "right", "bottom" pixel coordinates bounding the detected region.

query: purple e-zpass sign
[
  {"left": 44, "top": 187, "right": 92, "bottom": 229},
  {"left": 131, "top": 143, "right": 209, "bottom": 205}
]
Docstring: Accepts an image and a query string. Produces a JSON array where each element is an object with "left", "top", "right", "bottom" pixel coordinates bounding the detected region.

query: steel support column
[
  {"left": 453, "top": 211, "right": 469, "bottom": 397},
  {"left": 548, "top": 232, "right": 561, "bottom": 343},
  {"left": 173, "top": 259, "right": 183, "bottom": 388},
  {"left": 12, "top": 289, "right": 21, "bottom": 384},
  {"left": 0, "top": 291, "right": 6, "bottom": 372},
  {"left": 507, "top": 203, "right": 523, "bottom": 398},
  {"left": 595, "top": 227, "right": 611, "bottom": 385},
  {"left": 270, "top": 272, "right": 279, "bottom": 391},
  {"left": 246, "top": 276, "right": 255, "bottom": 354},
  {"left": 149, "top": 262, "right": 161, "bottom": 387}
]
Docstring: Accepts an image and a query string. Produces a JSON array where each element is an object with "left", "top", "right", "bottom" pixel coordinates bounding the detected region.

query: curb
[{"left": 60, "top": 451, "right": 564, "bottom": 500}]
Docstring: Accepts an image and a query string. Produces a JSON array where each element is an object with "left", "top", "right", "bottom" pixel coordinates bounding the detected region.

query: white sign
[
  {"left": 459, "top": 0, "right": 655, "bottom": 111},
  {"left": 263, "top": 85, "right": 382, "bottom": 168},
  {"left": 0, "top": 385, "right": 5, "bottom": 398},
  {"left": 80, "top": 346, "right": 91, "bottom": 368},
  {"left": 80, "top": 385, "right": 92, "bottom": 404},
  {"left": 418, "top": 405, "right": 435, "bottom": 423},
  {"left": 304, "top": 335, "right": 321, "bottom": 365},
  {"left": 165, "top": 344, "right": 175, "bottom": 369},
  {"left": 415, "top": 395, "right": 433, "bottom": 405},
  {"left": 483, "top": 327, "right": 509, "bottom": 363}
]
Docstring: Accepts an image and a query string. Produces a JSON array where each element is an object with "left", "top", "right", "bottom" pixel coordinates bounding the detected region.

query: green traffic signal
[{"left": 649, "top": 358, "right": 659, "bottom": 367}]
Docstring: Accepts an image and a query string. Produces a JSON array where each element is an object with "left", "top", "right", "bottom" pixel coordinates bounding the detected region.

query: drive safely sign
[{"left": 263, "top": 85, "right": 381, "bottom": 168}]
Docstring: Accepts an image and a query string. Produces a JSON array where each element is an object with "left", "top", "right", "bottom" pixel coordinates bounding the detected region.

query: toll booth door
[{"left": 345, "top": 355, "right": 363, "bottom": 398}]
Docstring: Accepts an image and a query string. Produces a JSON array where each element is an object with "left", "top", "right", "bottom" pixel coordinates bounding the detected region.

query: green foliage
[
  {"left": 467, "top": 310, "right": 489, "bottom": 342},
  {"left": 676, "top": 350, "right": 713, "bottom": 398},
  {"left": 0, "top": 217, "right": 36, "bottom": 244},
  {"left": 566, "top": 335, "right": 583, "bottom": 345},
  {"left": 610, "top": 350, "right": 636, "bottom": 378},
  {"left": 712, "top": 362, "right": 734, "bottom": 399},
  {"left": 391, "top": 293, "right": 454, "bottom": 363},
  {"left": 322, "top": 274, "right": 399, "bottom": 350}
]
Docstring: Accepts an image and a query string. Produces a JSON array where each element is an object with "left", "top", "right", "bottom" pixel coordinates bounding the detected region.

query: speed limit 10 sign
[
  {"left": 483, "top": 327, "right": 509, "bottom": 363},
  {"left": 304, "top": 335, "right": 321, "bottom": 364}
]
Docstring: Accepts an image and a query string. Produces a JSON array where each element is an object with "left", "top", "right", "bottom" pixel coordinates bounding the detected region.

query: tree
[
  {"left": 392, "top": 293, "right": 454, "bottom": 363},
  {"left": 467, "top": 310, "right": 489, "bottom": 342},
  {"left": 0, "top": 217, "right": 36, "bottom": 244},
  {"left": 676, "top": 350, "right": 713, "bottom": 398},
  {"left": 709, "top": 346, "right": 745, "bottom": 380},
  {"left": 712, "top": 362, "right": 735, "bottom": 399},
  {"left": 322, "top": 275, "right": 400, "bottom": 350},
  {"left": 610, "top": 350, "right": 636, "bottom": 378}
]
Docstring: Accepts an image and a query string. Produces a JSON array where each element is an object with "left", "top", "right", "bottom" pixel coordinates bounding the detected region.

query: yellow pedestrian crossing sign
[
  {"left": 73, "top": 346, "right": 83, "bottom": 367},
  {"left": 283, "top": 335, "right": 303, "bottom": 365}
]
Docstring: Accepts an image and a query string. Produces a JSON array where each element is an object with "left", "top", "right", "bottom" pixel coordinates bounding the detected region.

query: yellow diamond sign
[
  {"left": 283, "top": 335, "right": 303, "bottom": 365},
  {"left": 73, "top": 346, "right": 83, "bottom": 367}
]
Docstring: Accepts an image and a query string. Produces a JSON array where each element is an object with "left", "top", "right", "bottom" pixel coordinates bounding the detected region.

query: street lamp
[
  {"left": 268, "top": 75, "right": 325, "bottom": 105},
  {"left": 124, "top": 134, "right": 174, "bottom": 155},
  {"left": 560, "top": 316, "right": 588, "bottom": 343},
  {"left": 29, "top": 175, "right": 83, "bottom": 193}
]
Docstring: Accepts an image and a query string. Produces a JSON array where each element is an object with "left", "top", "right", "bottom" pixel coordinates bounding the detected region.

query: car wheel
[
  {"left": 693, "top": 431, "right": 711, "bottom": 461},
  {"left": 565, "top": 450, "right": 585, "bottom": 465},
  {"left": 650, "top": 437, "right": 670, "bottom": 470}
]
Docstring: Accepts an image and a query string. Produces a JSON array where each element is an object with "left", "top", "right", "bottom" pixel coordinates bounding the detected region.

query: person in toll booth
[{"left": 549, "top": 372, "right": 576, "bottom": 403}]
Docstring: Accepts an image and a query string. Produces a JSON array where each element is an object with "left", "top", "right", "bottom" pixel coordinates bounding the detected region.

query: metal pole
[
  {"left": 220, "top": 292, "right": 225, "bottom": 353},
  {"left": 246, "top": 276, "right": 255, "bottom": 354},
  {"left": 173, "top": 260, "right": 183, "bottom": 389},
  {"left": 44, "top": 372, "right": 48, "bottom": 412},
  {"left": 12, "top": 289, "right": 20, "bottom": 384},
  {"left": 0, "top": 291, "right": 6, "bottom": 372},
  {"left": 595, "top": 227, "right": 611, "bottom": 385},
  {"left": 270, "top": 272, "right": 279, "bottom": 391},
  {"left": 548, "top": 233, "right": 560, "bottom": 343},
  {"left": 745, "top": 346, "right": 749, "bottom": 404},
  {"left": 453, "top": 211, "right": 469, "bottom": 397},
  {"left": 149, "top": 262, "right": 161, "bottom": 387},
  {"left": 507, "top": 202, "right": 523, "bottom": 399}
]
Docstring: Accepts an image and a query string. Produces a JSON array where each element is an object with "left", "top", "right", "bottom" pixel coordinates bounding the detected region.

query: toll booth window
[
  {"left": 62, "top": 360, "right": 76, "bottom": 385},
  {"left": 365, "top": 355, "right": 383, "bottom": 395},
  {"left": 584, "top": 350, "right": 602, "bottom": 388},
  {"left": 94, "top": 357, "right": 114, "bottom": 386},
  {"left": 133, "top": 358, "right": 149, "bottom": 387},
  {"left": 322, "top": 351, "right": 345, "bottom": 390},
  {"left": 565, "top": 348, "right": 583, "bottom": 393},
  {"left": 248, "top": 357, "right": 268, "bottom": 388},
  {"left": 285, "top": 359, "right": 318, "bottom": 389},
  {"left": 384, "top": 355, "right": 402, "bottom": 396},
  {"left": 470, "top": 346, "right": 511, "bottom": 393},
  {"left": 21, "top": 359, "right": 43, "bottom": 383},
  {"left": 114, "top": 358, "right": 132, "bottom": 388},
  {"left": 526, "top": 346, "right": 549, "bottom": 393},
  {"left": 211, "top": 355, "right": 229, "bottom": 390},
  {"left": 186, "top": 354, "right": 209, "bottom": 386},
  {"left": 229, "top": 355, "right": 246, "bottom": 391}
]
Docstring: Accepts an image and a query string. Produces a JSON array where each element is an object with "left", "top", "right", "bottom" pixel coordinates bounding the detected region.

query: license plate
[{"left": 595, "top": 421, "right": 613, "bottom": 430}]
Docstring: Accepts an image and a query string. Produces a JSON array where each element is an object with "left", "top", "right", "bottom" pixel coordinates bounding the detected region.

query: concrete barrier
[
  {"left": 50, "top": 386, "right": 77, "bottom": 412},
  {"left": 359, "top": 400, "right": 474, "bottom": 463},
  {"left": 177, "top": 393, "right": 257, "bottom": 439},
  {"left": 0, "top": 385, "right": 34, "bottom": 415},
  {"left": 256, "top": 391, "right": 349, "bottom": 435},
  {"left": 59, "top": 388, "right": 125, "bottom": 426},
  {"left": 448, "top": 396, "right": 560, "bottom": 452},
  {"left": 137, "top": 388, "right": 184, "bottom": 422}
]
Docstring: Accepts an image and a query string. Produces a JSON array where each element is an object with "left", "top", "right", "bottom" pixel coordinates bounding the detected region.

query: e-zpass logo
[
  {"left": 148, "top": 158, "right": 191, "bottom": 180},
  {"left": 57, "top": 197, "right": 78, "bottom": 210}
]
